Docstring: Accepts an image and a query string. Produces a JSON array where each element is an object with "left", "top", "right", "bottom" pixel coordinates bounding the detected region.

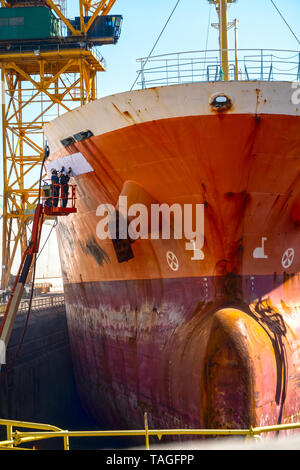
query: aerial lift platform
[{"left": 0, "top": 181, "right": 77, "bottom": 366}]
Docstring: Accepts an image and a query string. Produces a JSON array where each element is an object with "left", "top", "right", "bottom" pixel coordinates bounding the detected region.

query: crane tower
[{"left": 0, "top": 0, "right": 122, "bottom": 289}]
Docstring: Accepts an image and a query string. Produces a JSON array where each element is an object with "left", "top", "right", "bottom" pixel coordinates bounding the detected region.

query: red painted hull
[
  {"left": 64, "top": 276, "right": 299, "bottom": 431},
  {"left": 45, "top": 83, "right": 300, "bottom": 433}
]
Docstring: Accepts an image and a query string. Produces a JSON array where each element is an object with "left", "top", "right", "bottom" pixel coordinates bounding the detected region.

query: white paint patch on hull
[{"left": 45, "top": 152, "right": 94, "bottom": 176}]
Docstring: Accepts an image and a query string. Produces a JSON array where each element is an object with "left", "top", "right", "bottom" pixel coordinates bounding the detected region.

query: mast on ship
[{"left": 208, "top": 0, "right": 237, "bottom": 81}]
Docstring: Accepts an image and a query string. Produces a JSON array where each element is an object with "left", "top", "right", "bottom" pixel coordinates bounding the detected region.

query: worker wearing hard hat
[
  {"left": 51, "top": 168, "right": 60, "bottom": 207},
  {"left": 59, "top": 167, "right": 72, "bottom": 208}
]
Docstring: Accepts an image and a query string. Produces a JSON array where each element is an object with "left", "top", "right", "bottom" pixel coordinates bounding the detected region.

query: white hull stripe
[{"left": 45, "top": 81, "right": 300, "bottom": 154}]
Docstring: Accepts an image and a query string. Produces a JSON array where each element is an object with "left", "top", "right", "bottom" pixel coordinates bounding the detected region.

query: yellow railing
[{"left": 0, "top": 414, "right": 300, "bottom": 450}]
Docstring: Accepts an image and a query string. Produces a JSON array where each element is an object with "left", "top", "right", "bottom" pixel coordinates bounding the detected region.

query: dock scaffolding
[{"left": 0, "top": 0, "right": 121, "bottom": 290}]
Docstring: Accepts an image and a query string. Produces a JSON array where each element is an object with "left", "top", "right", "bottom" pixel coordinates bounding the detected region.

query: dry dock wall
[{"left": 0, "top": 300, "right": 91, "bottom": 428}]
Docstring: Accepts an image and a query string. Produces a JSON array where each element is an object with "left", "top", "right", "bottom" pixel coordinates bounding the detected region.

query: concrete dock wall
[{"left": 0, "top": 298, "right": 92, "bottom": 428}]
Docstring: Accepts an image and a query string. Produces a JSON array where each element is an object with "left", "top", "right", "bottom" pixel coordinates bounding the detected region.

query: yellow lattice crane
[{"left": 0, "top": 0, "right": 122, "bottom": 289}]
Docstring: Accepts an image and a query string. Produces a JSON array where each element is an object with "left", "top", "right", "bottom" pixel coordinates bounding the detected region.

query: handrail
[
  {"left": 42, "top": 179, "right": 76, "bottom": 211},
  {"left": 135, "top": 48, "right": 300, "bottom": 87},
  {"left": 137, "top": 48, "right": 300, "bottom": 61},
  {"left": 0, "top": 295, "right": 65, "bottom": 315},
  {"left": 0, "top": 413, "right": 299, "bottom": 450},
  {"left": 16, "top": 295, "right": 65, "bottom": 313}
]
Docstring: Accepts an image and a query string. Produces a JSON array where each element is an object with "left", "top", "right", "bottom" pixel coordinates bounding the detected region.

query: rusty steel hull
[{"left": 45, "top": 82, "right": 300, "bottom": 432}]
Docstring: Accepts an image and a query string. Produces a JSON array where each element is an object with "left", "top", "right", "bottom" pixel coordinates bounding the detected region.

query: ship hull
[
  {"left": 45, "top": 81, "right": 300, "bottom": 432},
  {"left": 64, "top": 276, "right": 299, "bottom": 431}
]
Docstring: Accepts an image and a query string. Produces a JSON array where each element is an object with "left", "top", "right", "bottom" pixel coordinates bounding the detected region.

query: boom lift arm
[
  {"left": 0, "top": 204, "right": 44, "bottom": 366},
  {"left": 0, "top": 187, "right": 77, "bottom": 367}
]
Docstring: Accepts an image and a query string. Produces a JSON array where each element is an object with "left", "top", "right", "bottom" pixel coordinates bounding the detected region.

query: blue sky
[{"left": 92, "top": 0, "right": 300, "bottom": 97}]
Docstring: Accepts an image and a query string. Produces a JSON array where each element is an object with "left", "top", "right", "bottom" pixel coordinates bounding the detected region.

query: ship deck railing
[
  {"left": 136, "top": 49, "right": 300, "bottom": 88},
  {"left": 0, "top": 413, "right": 300, "bottom": 450}
]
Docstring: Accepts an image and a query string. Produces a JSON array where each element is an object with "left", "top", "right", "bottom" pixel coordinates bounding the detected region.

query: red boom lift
[{"left": 0, "top": 180, "right": 76, "bottom": 366}]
